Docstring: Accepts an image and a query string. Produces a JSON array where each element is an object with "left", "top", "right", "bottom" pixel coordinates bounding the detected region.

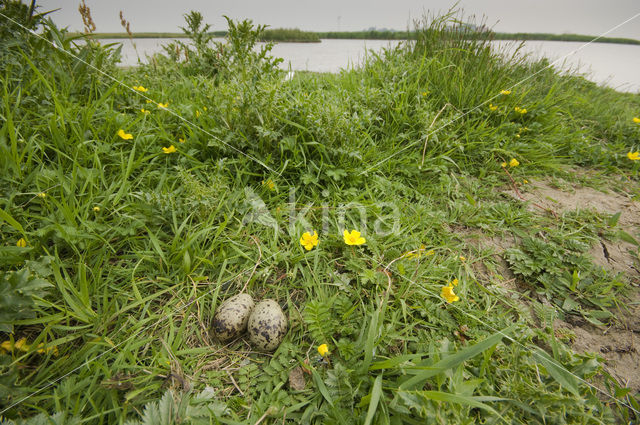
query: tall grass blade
[
  {"left": 400, "top": 325, "right": 515, "bottom": 389},
  {"left": 311, "top": 367, "right": 334, "bottom": 407},
  {"left": 404, "top": 390, "right": 506, "bottom": 420},
  {"left": 532, "top": 347, "right": 580, "bottom": 396},
  {"left": 0, "top": 208, "right": 25, "bottom": 235},
  {"left": 364, "top": 374, "right": 383, "bottom": 425}
]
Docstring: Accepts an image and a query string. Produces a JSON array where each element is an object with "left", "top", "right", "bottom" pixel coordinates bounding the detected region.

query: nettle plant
[{"left": 161, "top": 11, "right": 282, "bottom": 79}]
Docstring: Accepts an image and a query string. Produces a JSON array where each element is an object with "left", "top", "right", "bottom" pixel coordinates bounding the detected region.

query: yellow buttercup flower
[
  {"left": 16, "top": 238, "right": 27, "bottom": 247},
  {"left": 196, "top": 110, "right": 201, "bottom": 117},
  {"left": 178, "top": 138, "right": 185, "bottom": 143},
  {"left": 262, "top": 179, "right": 275, "bottom": 191},
  {"left": 117, "top": 129, "right": 133, "bottom": 140},
  {"left": 459, "top": 256, "right": 466, "bottom": 262},
  {"left": 14, "top": 338, "right": 29, "bottom": 351},
  {"left": 0, "top": 338, "right": 29, "bottom": 353},
  {"left": 132, "top": 85, "right": 148, "bottom": 92},
  {"left": 441, "top": 285, "right": 460, "bottom": 303},
  {"left": 36, "top": 192, "right": 46, "bottom": 198},
  {"left": 343, "top": 229, "right": 366, "bottom": 246},
  {"left": 633, "top": 117, "right": 640, "bottom": 123},
  {"left": 162, "top": 145, "right": 177, "bottom": 154},
  {"left": 405, "top": 244, "right": 434, "bottom": 259},
  {"left": 157, "top": 102, "right": 168, "bottom": 109},
  {"left": 1, "top": 339, "right": 14, "bottom": 352},
  {"left": 489, "top": 103, "right": 498, "bottom": 111},
  {"left": 628, "top": 151, "right": 640, "bottom": 161},
  {"left": 36, "top": 343, "right": 58, "bottom": 356},
  {"left": 93, "top": 206, "right": 100, "bottom": 212},
  {"left": 500, "top": 90, "right": 511, "bottom": 95},
  {"left": 300, "top": 231, "right": 319, "bottom": 251},
  {"left": 140, "top": 108, "right": 150, "bottom": 115},
  {"left": 317, "top": 344, "right": 329, "bottom": 357},
  {"left": 509, "top": 158, "right": 520, "bottom": 167},
  {"left": 450, "top": 278, "right": 459, "bottom": 286},
  {"left": 501, "top": 162, "right": 507, "bottom": 168},
  {"left": 514, "top": 107, "right": 527, "bottom": 114},
  {"left": 145, "top": 99, "right": 152, "bottom": 104},
  {"left": 203, "top": 106, "right": 208, "bottom": 111},
  {"left": 0, "top": 338, "right": 57, "bottom": 356}
]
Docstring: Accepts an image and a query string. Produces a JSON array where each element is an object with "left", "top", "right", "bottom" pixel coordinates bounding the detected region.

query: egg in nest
[
  {"left": 247, "top": 299, "right": 288, "bottom": 351},
  {"left": 212, "top": 293, "right": 255, "bottom": 342}
]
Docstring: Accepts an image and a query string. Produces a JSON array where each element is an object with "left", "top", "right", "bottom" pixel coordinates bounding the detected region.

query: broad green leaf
[
  {"left": 0, "top": 207, "right": 25, "bottom": 235},
  {"left": 607, "top": 211, "right": 621, "bottom": 227},
  {"left": 311, "top": 367, "right": 334, "bottom": 407},
  {"left": 562, "top": 297, "right": 579, "bottom": 312},
  {"left": 361, "top": 307, "right": 381, "bottom": 373},
  {"left": 532, "top": 347, "right": 580, "bottom": 396},
  {"left": 618, "top": 230, "right": 639, "bottom": 246},
  {"left": 0, "top": 268, "right": 52, "bottom": 333},
  {"left": 145, "top": 226, "right": 167, "bottom": 264},
  {"left": 403, "top": 390, "right": 506, "bottom": 418},
  {"left": 465, "top": 192, "right": 476, "bottom": 206},
  {"left": 400, "top": 325, "right": 515, "bottom": 389},
  {"left": 370, "top": 353, "right": 423, "bottom": 371},
  {"left": 364, "top": 374, "right": 383, "bottom": 425}
]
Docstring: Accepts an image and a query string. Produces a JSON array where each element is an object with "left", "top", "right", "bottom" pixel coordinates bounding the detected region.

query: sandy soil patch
[
  {"left": 507, "top": 178, "right": 640, "bottom": 278},
  {"left": 555, "top": 294, "right": 640, "bottom": 392},
  {"left": 473, "top": 177, "right": 640, "bottom": 391}
]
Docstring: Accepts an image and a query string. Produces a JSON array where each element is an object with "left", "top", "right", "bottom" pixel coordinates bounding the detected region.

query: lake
[
  {"left": 492, "top": 40, "right": 640, "bottom": 93},
  {"left": 99, "top": 37, "right": 640, "bottom": 93}
]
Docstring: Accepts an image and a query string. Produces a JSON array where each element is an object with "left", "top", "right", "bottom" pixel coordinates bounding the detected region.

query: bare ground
[
  {"left": 469, "top": 177, "right": 640, "bottom": 392},
  {"left": 516, "top": 178, "right": 640, "bottom": 277}
]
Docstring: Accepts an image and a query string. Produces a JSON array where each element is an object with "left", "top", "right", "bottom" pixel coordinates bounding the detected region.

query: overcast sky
[{"left": 38, "top": 0, "right": 640, "bottom": 39}]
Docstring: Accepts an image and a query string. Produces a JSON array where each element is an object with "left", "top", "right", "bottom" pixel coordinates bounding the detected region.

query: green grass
[{"left": 2, "top": 5, "right": 640, "bottom": 424}]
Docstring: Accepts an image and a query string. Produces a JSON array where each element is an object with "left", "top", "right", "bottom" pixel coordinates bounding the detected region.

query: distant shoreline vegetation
[
  {"left": 261, "top": 28, "right": 320, "bottom": 43},
  {"left": 487, "top": 32, "right": 640, "bottom": 45},
  {"left": 73, "top": 30, "right": 640, "bottom": 46}
]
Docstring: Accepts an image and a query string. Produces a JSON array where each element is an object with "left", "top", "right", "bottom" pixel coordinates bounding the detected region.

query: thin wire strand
[
  {"left": 359, "top": 11, "right": 640, "bottom": 175},
  {"left": 0, "top": 11, "right": 277, "bottom": 175}
]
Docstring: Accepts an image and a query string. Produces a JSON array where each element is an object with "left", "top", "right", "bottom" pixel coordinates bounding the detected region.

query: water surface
[
  {"left": 492, "top": 40, "right": 640, "bottom": 93},
  {"left": 97, "top": 37, "right": 640, "bottom": 93}
]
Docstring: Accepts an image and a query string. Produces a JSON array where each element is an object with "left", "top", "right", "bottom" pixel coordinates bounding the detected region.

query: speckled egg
[
  {"left": 247, "top": 299, "right": 288, "bottom": 351},
  {"left": 212, "top": 293, "right": 255, "bottom": 342}
]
